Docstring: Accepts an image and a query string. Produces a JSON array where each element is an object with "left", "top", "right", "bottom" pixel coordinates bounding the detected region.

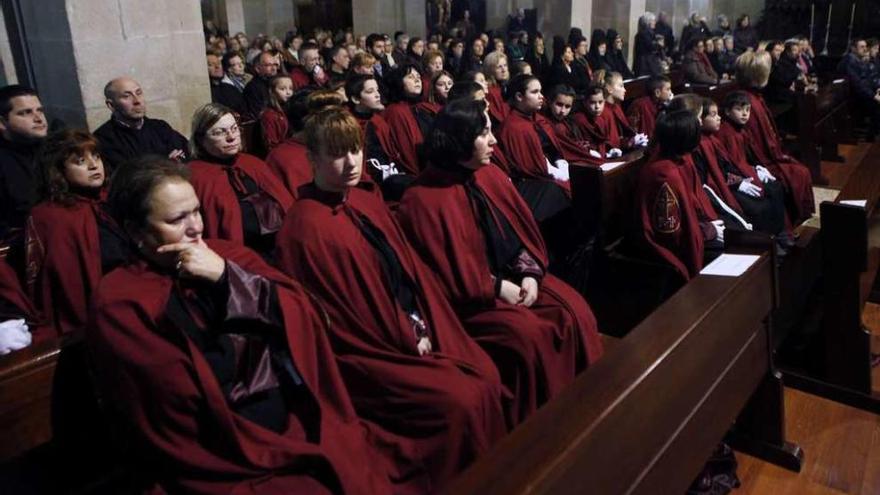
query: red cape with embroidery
[
  {"left": 626, "top": 96, "right": 662, "bottom": 139},
  {"left": 276, "top": 182, "right": 507, "bottom": 489},
  {"left": 265, "top": 136, "right": 313, "bottom": 198},
  {"left": 189, "top": 153, "right": 294, "bottom": 244},
  {"left": 741, "top": 87, "right": 814, "bottom": 222},
  {"left": 636, "top": 154, "right": 707, "bottom": 281},
  {"left": 398, "top": 164, "right": 603, "bottom": 423},
  {"left": 383, "top": 101, "right": 423, "bottom": 175},
  {"left": 87, "top": 239, "right": 399, "bottom": 495},
  {"left": 25, "top": 196, "right": 104, "bottom": 336}
]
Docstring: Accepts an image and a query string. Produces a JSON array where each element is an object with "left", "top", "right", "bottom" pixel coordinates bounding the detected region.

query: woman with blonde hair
[{"left": 481, "top": 50, "right": 511, "bottom": 123}]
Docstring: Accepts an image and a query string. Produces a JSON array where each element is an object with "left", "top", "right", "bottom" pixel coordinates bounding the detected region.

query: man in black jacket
[
  {"left": 0, "top": 85, "right": 48, "bottom": 271},
  {"left": 94, "top": 77, "right": 188, "bottom": 172}
]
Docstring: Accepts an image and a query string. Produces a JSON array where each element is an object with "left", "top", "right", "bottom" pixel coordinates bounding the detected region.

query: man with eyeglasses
[
  {"left": 94, "top": 76, "right": 189, "bottom": 173},
  {"left": 290, "top": 42, "right": 329, "bottom": 90},
  {"left": 243, "top": 50, "right": 281, "bottom": 119}
]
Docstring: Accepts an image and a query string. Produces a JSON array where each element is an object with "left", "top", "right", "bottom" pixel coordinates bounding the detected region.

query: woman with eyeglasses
[{"left": 187, "top": 103, "right": 293, "bottom": 260}]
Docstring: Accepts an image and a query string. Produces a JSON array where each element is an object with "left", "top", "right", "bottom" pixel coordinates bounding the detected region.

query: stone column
[
  {"left": 225, "top": 0, "right": 247, "bottom": 35},
  {"left": 243, "top": 0, "right": 296, "bottom": 38},
  {"left": 17, "top": 0, "right": 210, "bottom": 135},
  {"left": 352, "top": 0, "right": 425, "bottom": 39}
]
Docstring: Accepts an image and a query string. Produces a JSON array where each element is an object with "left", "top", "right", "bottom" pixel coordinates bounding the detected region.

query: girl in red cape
[
  {"left": 25, "top": 129, "right": 128, "bottom": 336},
  {"left": 259, "top": 74, "right": 293, "bottom": 152},
  {"left": 399, "top": 100, "right": 604, "bottom": 424},
  {"left": 734, "top": 51, "right": 814, "bottom": 223},
  {"left": 382, "top": 63, "right": 427, "bottom": 176},
  {"left": 635, "top": 109, "right": 725, "bottom": 281},
  {"left": 275, "top": 108, "right": 507, "bottom": 490},
  {"left": 543, "top": 84, "right": 604, "bottom": 160},
  {"left": 574, "top": 84, "right": 626, "bottom": 158},
  {"left": 90, "top": 157, "right": 402, "bottom": 494},
  {"left": 187, "top": 103, "right": 293, "bottom": 260}
]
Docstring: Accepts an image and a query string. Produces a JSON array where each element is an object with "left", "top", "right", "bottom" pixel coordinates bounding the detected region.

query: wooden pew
[
  {"left": 446, "top": 250, "right": 802, "bottom": 494},
  {"left": 791, "top": 79, "right": 850, "bottom": 183},
  {"left": 780, "top": 141, "right": 880, "bottom": 412},
  {"left": 622, "top": 76, "right": 650, "bottom": 111}
]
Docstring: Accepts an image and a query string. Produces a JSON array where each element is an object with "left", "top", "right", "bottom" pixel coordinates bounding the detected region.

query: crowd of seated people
[{"left": 2, "top": 12, "right": 870, "bottom": 493}]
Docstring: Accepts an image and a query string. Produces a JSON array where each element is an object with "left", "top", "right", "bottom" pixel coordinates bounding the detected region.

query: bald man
[{"left": 93, "top": 77, "right": 188, "bottom": 172}]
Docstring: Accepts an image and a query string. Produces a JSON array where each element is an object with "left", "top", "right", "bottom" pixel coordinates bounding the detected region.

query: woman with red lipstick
[
  {"left": 187, "top": 103, "right": 292, "bottom": 260},
  {"left": 25, "top": 129, "right": 128, "bottom": 336},
  {"left": 399, "top": 99, "right": 603, "bottom": 424}
]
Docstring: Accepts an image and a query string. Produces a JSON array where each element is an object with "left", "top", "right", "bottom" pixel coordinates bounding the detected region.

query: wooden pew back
[{"left": 446, "top": 253, "right": 782, "bottom": 494}]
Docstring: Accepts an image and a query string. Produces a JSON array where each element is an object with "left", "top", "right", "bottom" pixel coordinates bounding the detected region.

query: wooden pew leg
[{"left": 727, "top": 369, "right": 804, "bottom": 473}]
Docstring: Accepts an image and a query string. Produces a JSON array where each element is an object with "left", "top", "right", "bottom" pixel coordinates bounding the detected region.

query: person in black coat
[
  {"left": 733, "top": 15, "right": 758, "bottom": 54},
  {"left": 656, "top": 12, "right": 676, "bottom": 58},
  {"left": 525, "top": 32, "right": 551, "bottom": 82},
  {"left": 94, "top": 77, "right": 188, "bottom": 173},
  {"left": 634, "top": 13, "right": 659, "bottom": 76},
  {"left": 606, "top": 29, "right": 634, "bottom": 79},
  {"left": 207, "top": 52, "right": 246, "bottom": 116}
]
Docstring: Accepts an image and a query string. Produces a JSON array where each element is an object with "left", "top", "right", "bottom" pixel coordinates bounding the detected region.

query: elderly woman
[
  {"left": 187, "top": 103, "right": 293, "bottom": 259},
  {"left": 25, "top": 129, "right": 127, "bottom": 336},
  {"left": 88, "top": 156, "right": 399, "bottom": 494},
  {"left": 398, "top": 99, "right": 603, "bottom": 423},
  {"left": 682, "top": 38, "right": 722, "bottom": 85}
]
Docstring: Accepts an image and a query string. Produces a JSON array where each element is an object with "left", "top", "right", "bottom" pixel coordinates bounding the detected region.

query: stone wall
[{"left": 17, "top": 0, "right": 210, "bottom": 135}]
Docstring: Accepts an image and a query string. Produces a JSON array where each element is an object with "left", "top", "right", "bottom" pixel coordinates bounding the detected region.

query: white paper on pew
[
  {"left": 833, "top": 78, "right": 845, "bottom": 84},
  {"left": 600, "top": 161, "right": 626, "bottom": 173},
  {"left": 700, "top": 254, "right": 761, "bottom": 277},
  {"left": 840, "top": 199, "right": 867, "bottom": 207}
]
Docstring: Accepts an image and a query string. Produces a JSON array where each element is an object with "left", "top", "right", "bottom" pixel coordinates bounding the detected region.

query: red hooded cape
[
  {"left": 25, "top": 196, "right": 104, "bottom": 336},
  {"left": 486, "top": 85, "right": 511, "bottom": 124},
  {"left": 626, "top": 96, "right": 662, "bottom": 139},
  {"left": 0, "top": 257, "right": 51, "bottom": 342},
  {"left": 289, "top": 65, "right": 328, "bottom": 91},
  {"left": 275, "top": 183, "right": 507, "bottom": 489},
  {"left": 398, "top": 164, "right": 603, "bottom": 423},
  {"left": 574, "top": 107, "right": 622, "bottom": 155},
  {"left": 696, "top": 133, "right": 747, "bottom": 214},
  {"left": 265, "top": 136, "right": 313, "bottom": 198},
  {"left": 189, "top": 153, "right": 294, "bottom": 245},
  {"left": 636, "top": 155, "right": 707, "bottom": 281},
  {"left": 714, "top": 121, "right": 765, "bottom": 186},
  {"left": 383, "top": 102, "right": 424, "bottom": 175},
  {"left": 259, "top": 107, "right": 289, "bottom": 152},
  {"left": 497, "top": 109, "right": 583, "bottom": 195},
  {"left": 741, "top": 88, "right": 814, "bottom": 222},
  {"left": 606, "top": 101, "right": 637, "bottom": 138},
  {"left": 87, "top": 239, "right": 397, "bottom": 494}
]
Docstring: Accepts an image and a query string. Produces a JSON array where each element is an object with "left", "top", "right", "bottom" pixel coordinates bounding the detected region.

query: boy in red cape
[
  {"left": 275, "top": 107, "right": 507, "bottom": 490},
  {"left": 543, "top": 84, "right": 603, "bottom": 159},
  {"left": 90, "top": 158, "right": 401, "bottom": 494},
  {"left": 399, "top": 99, "right": 603, "bottom": 424},
  {"left": 602, "top": 70, "right": 649, "bottom": 149},
  {"left": 627, "top": 75, "right": 674, "bottom": 139},
  {"left": 732, "top": 51, "right": 814, "bottom": 223},
  {"left": 635, "top": 109, "right": 725, "bottom": 281}
]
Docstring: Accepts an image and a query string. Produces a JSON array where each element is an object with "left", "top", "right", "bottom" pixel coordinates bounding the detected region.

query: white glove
[
  {"left": 589, "top": 149, "right": 602, "bottom": 158},
  {"left": 367, "top": 158, "right": 400, "bottom": 181},
  {"left": 711, "top": 219, "right": 725, "bottom": 243},
  {"left": 605, "top": 148, "right": 623, "bottom": 158},
  {"left": 0, "top": 319, "right": 32, "bottom": 355},
  {"left": 737, "top": 178, "right": 762, "bottom": 197},
  {"left": 633, "top": 133, "right": 649, "bottom": 147},
  {"left": 547, "top": 158, "right": 570, "bottom": 181},
  {"left": 755, "top": 165, "right": 776, "bottom": 183}
]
